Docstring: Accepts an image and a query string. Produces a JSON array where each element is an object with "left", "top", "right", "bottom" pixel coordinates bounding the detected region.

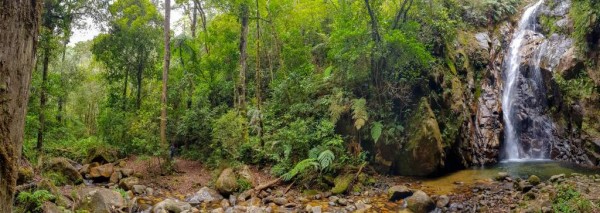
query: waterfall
[{"left": 502, "top": 0, "right": 547, "bottom": 160}]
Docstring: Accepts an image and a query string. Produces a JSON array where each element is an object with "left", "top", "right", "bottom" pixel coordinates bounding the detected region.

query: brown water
[{"left": 421, "top": 160, "right": 600, "bottom": 195}]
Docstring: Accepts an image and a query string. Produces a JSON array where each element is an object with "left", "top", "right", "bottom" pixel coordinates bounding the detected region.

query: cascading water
[{"left": 502, "top": 0, "right": 555, "bottom": 161}]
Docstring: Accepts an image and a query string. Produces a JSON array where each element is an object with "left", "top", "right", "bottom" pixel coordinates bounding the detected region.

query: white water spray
[{"left": 502, "top": 0, "right": 545, "bottom": 160}]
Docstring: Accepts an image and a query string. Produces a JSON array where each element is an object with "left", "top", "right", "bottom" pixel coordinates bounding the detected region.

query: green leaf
[{"left": 371, "top": 122, "right": 383, "bottom": 143}]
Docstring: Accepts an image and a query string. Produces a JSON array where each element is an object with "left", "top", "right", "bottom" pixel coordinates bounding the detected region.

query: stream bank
[{"left": 26, "top": 156, "right": 600, "bottom": 213}]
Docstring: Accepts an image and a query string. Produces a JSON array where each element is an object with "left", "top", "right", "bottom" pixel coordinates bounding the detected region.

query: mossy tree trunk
[{"left": 0, "top": 0, "right": 43, "bottom": 212}]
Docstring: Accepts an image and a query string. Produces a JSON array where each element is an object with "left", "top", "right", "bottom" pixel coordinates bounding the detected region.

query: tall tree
[
  {"left": 162, "top": 0, "right": 171, "bottom": 161},
  {"left": 236, "top": 2, "right": 249, "bottom": 111},
  {"left": 0, "top": 0, "right": 42, "bottom": 211}
]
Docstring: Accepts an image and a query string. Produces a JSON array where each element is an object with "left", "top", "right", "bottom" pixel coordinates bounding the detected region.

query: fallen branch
[
  {"left": 345, "top": 162, "right": 367, "bottom": 194},
  {"left": 283, "top": 180, "right": 296, "bottom": 195},
  {"left": 16, "top": 182, "right": 37, "bottom": 192},
  {"left": 254, "top": 177, "right": 281, "bottom": 191}
]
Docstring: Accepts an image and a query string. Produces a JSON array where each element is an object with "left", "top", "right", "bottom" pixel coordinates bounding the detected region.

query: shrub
[
  {"left": 552, "top": 184, "right": 593, "bottom": 212},
  {"left": 16, "top": 190, "right": 56, "bottom": 213}
]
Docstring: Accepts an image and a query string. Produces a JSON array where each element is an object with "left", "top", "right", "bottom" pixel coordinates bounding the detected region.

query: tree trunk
[
  {"left": 191, "top": 0, "right": 198, "bottom": 38},
  {"left": 136, "top": 56, "right": 144, "bottom": 110},
  {"left": 57, "top": 42, "right": 67, "bottom": 123},
  {"left": 0, "top": 1, "right": 42, "bottom": 212},
  {"left": 255, "top": 0, "right": 263, "bottom": 144},
  {"left": 161, "top": 0, "right": 171, "bottom": 162},
  {"left": 237, "top": 3, "right": 249, "bottom": 112},
  {"left": 123, "top": 68, "right": 128, "bottom": 110},
  {"left": 37, "top": 46, "right": 50, "bottom": 151}
]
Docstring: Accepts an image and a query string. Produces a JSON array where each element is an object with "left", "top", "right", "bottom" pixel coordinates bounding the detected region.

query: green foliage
[
  {"left": 570, "top": 0, "right": 600, "bottom": 54},
  {"left": 281, "top": 149, "right": 336, "bottom": 181},
  {"left": 371, "top": 122, "right": 383, "bottom": 143},
  {"left": 554, "top": 73, "right": 595, "bottom": 105},
  {"left": 42, "top": 171, "right": 68, "bottom": 186},
  {"left": 552, "top": 184, "right": 594, "bottom": 212},
  {"left": 351, "top": 98, "right": 368, "bottom": 130},
  {"left": 210, "top": 110, "right": 248, "bottom": 164},
  {"left": 16, "top": 190, "right": 56, "bottom": 213},
  {"left": 459, "top": 0, "right": 520, "bottom": 26}
]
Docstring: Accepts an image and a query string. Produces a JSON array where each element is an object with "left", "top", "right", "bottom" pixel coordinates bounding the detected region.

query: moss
[
  {"left": 17, "top": 167, "right": 34, "bottom": 185},
  {"left": 42, "top": 171, "right": 69, "bottom": 186},
  {"left": 330, "top": 174, "right": 353, "bottom": 194}
]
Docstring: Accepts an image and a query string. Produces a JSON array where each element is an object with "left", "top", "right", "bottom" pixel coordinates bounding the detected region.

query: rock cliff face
[
  {"left": 373, "top": 0, "right": 600, "bottom": 176},
  {"left": 460, "top": 0, "right": 600, "bottom": 167}
]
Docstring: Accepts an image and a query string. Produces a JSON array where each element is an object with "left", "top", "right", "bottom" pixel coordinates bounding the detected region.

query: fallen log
[{"left": 254, "top": 177, "right": 281, "bottom": 191}]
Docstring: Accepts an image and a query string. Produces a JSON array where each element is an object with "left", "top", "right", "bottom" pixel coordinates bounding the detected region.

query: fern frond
[
  {"left": 351, "top": 98, "right": 368, "bottom": 130},
  {"left": 317, "top": 150, "right": 335, "bottom": 170},
  {"left": 371, "top": 122, "right": 383, "bottom": 143},
  {"left": 281, "top": 159, "right": 319, "bottom": 181}
]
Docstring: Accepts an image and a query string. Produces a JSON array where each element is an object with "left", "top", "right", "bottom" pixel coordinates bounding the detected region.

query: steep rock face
[{"left": 392, "top": 99, "right": 445, "bottom": 176}]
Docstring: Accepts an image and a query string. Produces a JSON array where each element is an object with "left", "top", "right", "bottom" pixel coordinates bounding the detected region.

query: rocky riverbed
[{"left": 32, "top": 155, "right": 600, "bottom": 213}]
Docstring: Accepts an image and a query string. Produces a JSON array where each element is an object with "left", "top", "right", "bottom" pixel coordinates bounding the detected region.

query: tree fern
[{"left": 351, "top": 98, "right": 368, "bottom": 130}]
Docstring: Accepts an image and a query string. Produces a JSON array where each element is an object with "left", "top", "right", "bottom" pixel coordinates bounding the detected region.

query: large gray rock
[
  {"left": 405, "top": 190, "right": 435, "bottom": 213},
  {"left": 475, "top": 32, "right": 491, "bottom": 51},
  {"left": 77, "top": 188, "right": 127, "bottom": 213},
  {"left": 186, "top": 187, "right": 224, "bottom": 205},
  {"left": 153, "top": 198, "right": 192, "bottom": 213}
]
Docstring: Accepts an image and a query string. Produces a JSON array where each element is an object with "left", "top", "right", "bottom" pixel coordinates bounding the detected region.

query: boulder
[
  {"left": 77, "top": 188, "right": 127, "bottom": 213},
  {"left": 17, "top": 166, "right": 34, "bottom": 185},
  {"left": 474, "top": 32, "right": 491, "bottom": 51},
  {"left": 110, "top": 171, "right": 122, "bottom": 184},
  {"left": 119, "top": 177, "right": 140, "bottom": 190},
  {"left": 388, "top": 185, "right": 413, "bottom": 201},
  {"left": 153, "top": 198, "right": 192, "bottom": 213},
  {"left": 186, "top": 187, "right": 224, "bottom": 205},
  {"left": 549, "top": 174, "right": 565, "bottom": 182},
  {"left": 331, "top": 174, "right": 353, "bottom": 194},
  {"left": 556, "top": 47, "right": 584, "bottom": 79},
  {"left": 120, "top": 168, "right": 134, "bottom": 177},
  {"left": 42, "top": 201, "right": 62, "bottom": 213},
  {"left": 79, "top": 162, "right": 99, "bottom": 176},
  {"left": 394, "top": 99, "right": 445, "bottom": 176},
  {"left": 85, "top": 147, "right": 118, "bottom": 164},
  {"left": 405, "top": 190, "right": 435, "bottom": 213},
  {"left": 215, "top": 168, "right": 238, "bottom": 195},
  {"left": 89, "top": 163, "right": 114, "bottom": 179},
  {"left": 528, "top": 175, "right": 541, "bottom": 186},
  {"left": 42, "top": 157, "right": 83, "bottom": 185}
]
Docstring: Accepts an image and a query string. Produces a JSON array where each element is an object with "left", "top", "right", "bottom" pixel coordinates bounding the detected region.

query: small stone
[
  {"left": 310, "top": 206, "right": 322, "bottom": 213},
  {"left": 436, "top": 195, "right": 450, "bottom": 208},
  {"left": 496, "top": 172, "right": 509, "bottom": 181},
  {"left": 337, "top": 198, "right": 348, "bottom": 206},
  {"left": 145, "top": 187, "right": 154, "bottom": 196},
  {"left": 211, "top": 207, "right": 224, "bottom": 213},
  {"left": 273, "top": 197, "right": 287, "bottom": 205},
  {"left": 132, "top": 185, "right": 146, "bottom": 195},
  {"left": 221, "top": 199, "right": 230, "bottom": 208},
  {"left": 550, "top": 174, "right": 565, "bottom": 182}
]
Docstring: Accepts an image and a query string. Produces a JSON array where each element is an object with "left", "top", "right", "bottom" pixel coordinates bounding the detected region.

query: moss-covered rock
[
  {"left": 215, "top": 168, "right": 238, "bottom": 195},
  {"left": 330, "top": 174, "right": 354, "bottom": 194},
  {"left": 17, "top": 166, "right": 34, "bottom": 185},
  {"left": 85, "top": 147, "right": 118, "bottom": 164},
  {"left": 42, "top": 157, "right": 83, "bottom": 185},
  {"left": 394, "top": 99, "right": 445, "bottom": 176}
]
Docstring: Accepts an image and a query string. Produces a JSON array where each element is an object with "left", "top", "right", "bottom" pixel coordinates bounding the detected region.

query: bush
[
  {"left": 210, "top": 110, "right": 248, "bottom": 165},
  {"left": 552, "top": 184, "right": 593, "bottom": 212},
  {"left": 16, "top": 190, "right": 56, "bottom": 213}
]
